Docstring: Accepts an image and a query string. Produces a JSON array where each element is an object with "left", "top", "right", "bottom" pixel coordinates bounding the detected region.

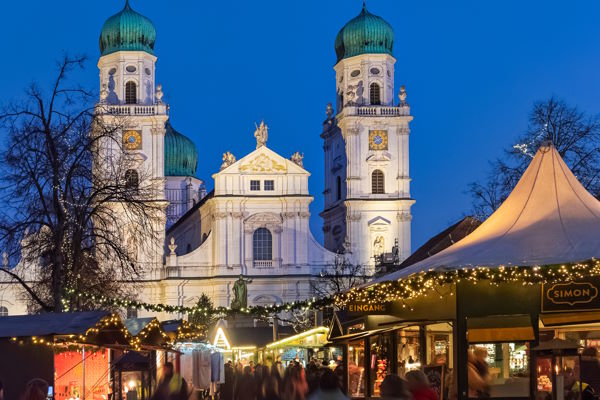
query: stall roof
[
  {"left": 0, "top": 311, "right": 111, "bottom": 338},
  {"left": 266, "top": 327, "right": 329, "bottom": 348},
  {"left": 125, "top": 318, "right": 156, "bottom": 336},
  {"left": 374, "top": 143, "right": 600, "bottom": 283}
]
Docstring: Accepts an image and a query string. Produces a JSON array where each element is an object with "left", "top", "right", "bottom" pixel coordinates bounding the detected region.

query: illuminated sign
[
  {"left": 345, "top": 302, "right": 391, "bottom": 316},
  {"left": 542, "top": 278, "right": 600, "bottom": 312}
]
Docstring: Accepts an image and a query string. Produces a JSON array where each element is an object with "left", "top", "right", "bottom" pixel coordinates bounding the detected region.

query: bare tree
[
  {"left": 0, "top": 55, "right": 165, "bottom": 312},
  {"left": 469, "top": 97, "right": 600, "bottom": 218},
  {"left": 311, "top": 253, "right": 370, "bottom": 300}
]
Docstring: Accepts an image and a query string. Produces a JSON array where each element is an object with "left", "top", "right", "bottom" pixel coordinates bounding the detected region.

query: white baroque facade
[{"left": 0, "top": 2, "right": 412, "bottom": 318}]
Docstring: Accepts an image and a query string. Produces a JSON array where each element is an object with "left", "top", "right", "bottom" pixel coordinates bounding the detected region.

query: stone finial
[
  {"left": 290, "top": 151, "right": 304, "bottom": 168},
  {"left": 254, "top": 120, "right": 269, "bottom": 149},
  {"left": 156, "top": 84, "right": 164, "bottom": 103},
  {"left": 221, "top": 151, "right": 236, "bottom": 170},
  {"left": 398, "top": 85, "right": 408, "bottom": 106},
  {"left": 326, "top": 103, "right": 334, "bottom": 119},
  {"left": 100, "top": 84, "right": 108, "bottom": 103},
  {"left": 168, "top": 237, "right": 177, "bottom": 255}
]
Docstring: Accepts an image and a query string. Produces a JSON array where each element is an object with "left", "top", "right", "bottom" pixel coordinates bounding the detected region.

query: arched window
[
  {"left": 0, "top": 306, "right": 7, "bottom": 317},
  {"left": 253, "top": 228, "right": 272, "bottom": 261},
  {"left": 125, "top": 169, "right": 139, "bottom": 190},
  {"left": 125, "top": 81, "right": 137, "bottom": 104},
  {"left": 336, "top": 176, "right": 342, "bottom": 201},
  {"left": 370, "top": 82, "right": 381, "bottom": 105},
  {"left": 372, "top": 169, "right": 385, "bottom": 194}
]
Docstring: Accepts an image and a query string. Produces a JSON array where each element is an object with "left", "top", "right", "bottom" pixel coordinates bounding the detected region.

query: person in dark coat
[
  {"left": 152, "top": 362, "right": 188, "bottom": 400},
  {"left": 234, "top": 366, "right": 257, "bottom": 400},
  {"left": 581, "top": 347, "right": 600, "bottom": 393},
  {"left": 221, "top": 361, "right": 235, "bottom": 400}
]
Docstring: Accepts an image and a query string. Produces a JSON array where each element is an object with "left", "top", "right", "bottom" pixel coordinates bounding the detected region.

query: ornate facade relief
[
  {"left": 239, "top": 153, "right": 287, "bottom": 173},
  {"left": 244, "top": 212, "right": 283, "bottom": 232}
]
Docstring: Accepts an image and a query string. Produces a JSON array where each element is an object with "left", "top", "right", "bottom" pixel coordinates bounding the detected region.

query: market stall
[
  {"left": 0, "top": 311, "right": 131, "bottom": 400},
  {"left": 336, "top": 143, "right": 600, "bottom": 400}
]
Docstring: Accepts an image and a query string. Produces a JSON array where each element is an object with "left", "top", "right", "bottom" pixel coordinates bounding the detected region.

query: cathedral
[{"left": 0, "top": 1, "right": 414, "bottom": 318}]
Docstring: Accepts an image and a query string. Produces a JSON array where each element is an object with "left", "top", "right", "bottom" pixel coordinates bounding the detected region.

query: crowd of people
[{"left": 215, "top": 359, "right": 439, "bottom": 400}]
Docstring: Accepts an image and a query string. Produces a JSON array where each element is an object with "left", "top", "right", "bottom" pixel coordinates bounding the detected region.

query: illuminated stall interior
[{"left": 262, "top": 327, "right": 339, "bottom": 367}]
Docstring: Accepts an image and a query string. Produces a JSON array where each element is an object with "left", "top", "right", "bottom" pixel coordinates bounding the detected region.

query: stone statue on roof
[
  {"left": 254, "top": 120, "right": 268, "bottom": 149},
  {"left": 290, "top": 152, "right": 304, "bottom": 168},
  {"left": 221, "top": 151, "right": 236, "bottom": 170}
]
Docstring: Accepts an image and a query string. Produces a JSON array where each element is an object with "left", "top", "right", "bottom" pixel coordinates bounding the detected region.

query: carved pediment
[
  {"left": 366, "top": 152, "right": 391, "bottom": 163},
  {"left": 244, "top": 212, "right": 283, "bottom": 228},
  {"left": 239, "top": 153, "right": 287, "bottom": 173},
  {"left": 368, "top": 216, "right": 391, "bottom": 226}
]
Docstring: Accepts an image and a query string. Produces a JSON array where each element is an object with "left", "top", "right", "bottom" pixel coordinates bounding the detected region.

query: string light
[{"left": 337, "top": 259, "right": 600, "bottom": 305}]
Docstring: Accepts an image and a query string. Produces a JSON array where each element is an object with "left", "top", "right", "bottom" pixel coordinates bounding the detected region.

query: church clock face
[
  {"left": 123, "top": 130, "right": 142, "bottom": 150},
  {"left": 369, "top": 130, "right": 388, "bottom": 150}
]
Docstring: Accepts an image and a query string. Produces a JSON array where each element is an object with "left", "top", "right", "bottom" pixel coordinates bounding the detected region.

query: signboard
[
  {"left": 345, "top": 302, "right": 391, "bottom": 316},
  {"left": 542, "top": 277, "right": 600, "bottom": 313},
  {"left": 423, "top": 365, "right": 444, "bottom": 400}
]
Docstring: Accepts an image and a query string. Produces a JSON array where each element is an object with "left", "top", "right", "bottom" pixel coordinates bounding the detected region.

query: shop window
[
  {"left": 370, "top": 334, "right": 393, "bottom": 397},
  {"left": 468, "top": 342, "right": 530, "bottom": 398},
  {"left": 397, "top": 328, "right": 421, "bottom": 377},
  {"left": 348, "top": 339, "right": 366, "bottom": 398}
]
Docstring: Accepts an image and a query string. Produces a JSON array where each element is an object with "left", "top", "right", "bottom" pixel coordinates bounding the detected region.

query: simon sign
[{"left": 542, "top": 278, "right": 600, "bottom": 312}]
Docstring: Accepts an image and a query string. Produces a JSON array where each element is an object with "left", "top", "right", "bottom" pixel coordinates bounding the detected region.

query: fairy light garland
[
  {"left": 63, "top": 288, "right": 334, "bottom": 317},
  {"left": 63, "top": 260, "right": 600, "bottom": 316},
  {"left": 336, "top": 260, "right": 600, "bottom": 305}
]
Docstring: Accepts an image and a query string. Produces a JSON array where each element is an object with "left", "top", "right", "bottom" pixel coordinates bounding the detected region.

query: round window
[
  {"left": 350, "top": 70, "right": 361, "bottom": 78},
  {"left": 370, "top": 67, "right": 381, "bottom": 75},
  {"left": 126, "top": 65, "right": 137, "bottom": 73},
  {"left": 145, "top": 67, "right": 151, "bottom": 76},
  {"left": 108, "top": 68, "right": 117, "bottom": 76}
]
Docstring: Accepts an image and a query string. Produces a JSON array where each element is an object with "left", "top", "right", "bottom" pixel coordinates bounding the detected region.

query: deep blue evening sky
[{"left": 2, "top": 1, "right": 600, "bottom": 250}]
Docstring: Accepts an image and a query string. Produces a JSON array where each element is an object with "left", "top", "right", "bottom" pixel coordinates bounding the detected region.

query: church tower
[
  {"left": 321, "top": 4, "right": 414, "bottom": 270},
  {"left": 95, "top": 0, "right": 168, "bottom": 272}
]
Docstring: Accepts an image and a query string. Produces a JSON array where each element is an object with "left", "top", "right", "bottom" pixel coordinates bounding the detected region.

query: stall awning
[
  {"left": 540, "top": 311, "right": 600, "bottom": 327},
  {"left": 467, "top": 315, "right": 535, "bottom": 343},
  {"left": 329, "top": 326, "right": 404, "bottom": 343}
]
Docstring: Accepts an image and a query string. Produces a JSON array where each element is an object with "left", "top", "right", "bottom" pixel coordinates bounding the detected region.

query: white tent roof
[{"left": 376, "top": 143, "right": 600, "bottom": 283}]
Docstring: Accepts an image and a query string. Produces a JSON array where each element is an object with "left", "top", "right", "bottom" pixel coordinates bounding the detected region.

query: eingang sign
[
  {"left": 345, "top": 302, "right": 391, "bottom": 316},
  {"left": 542, "top": 277, "right": 600, "bottom": 312}
]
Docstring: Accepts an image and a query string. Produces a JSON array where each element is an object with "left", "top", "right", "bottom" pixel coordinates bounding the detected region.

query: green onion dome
[
  {"left": 164, "top": 122, "right": 198, "bottom": 177},
  {"left": 99, "top": 0, "right": 156, "bottom": 56},
  {"left": 334, "top": 4, "right": 394, "bottom": 63}
]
